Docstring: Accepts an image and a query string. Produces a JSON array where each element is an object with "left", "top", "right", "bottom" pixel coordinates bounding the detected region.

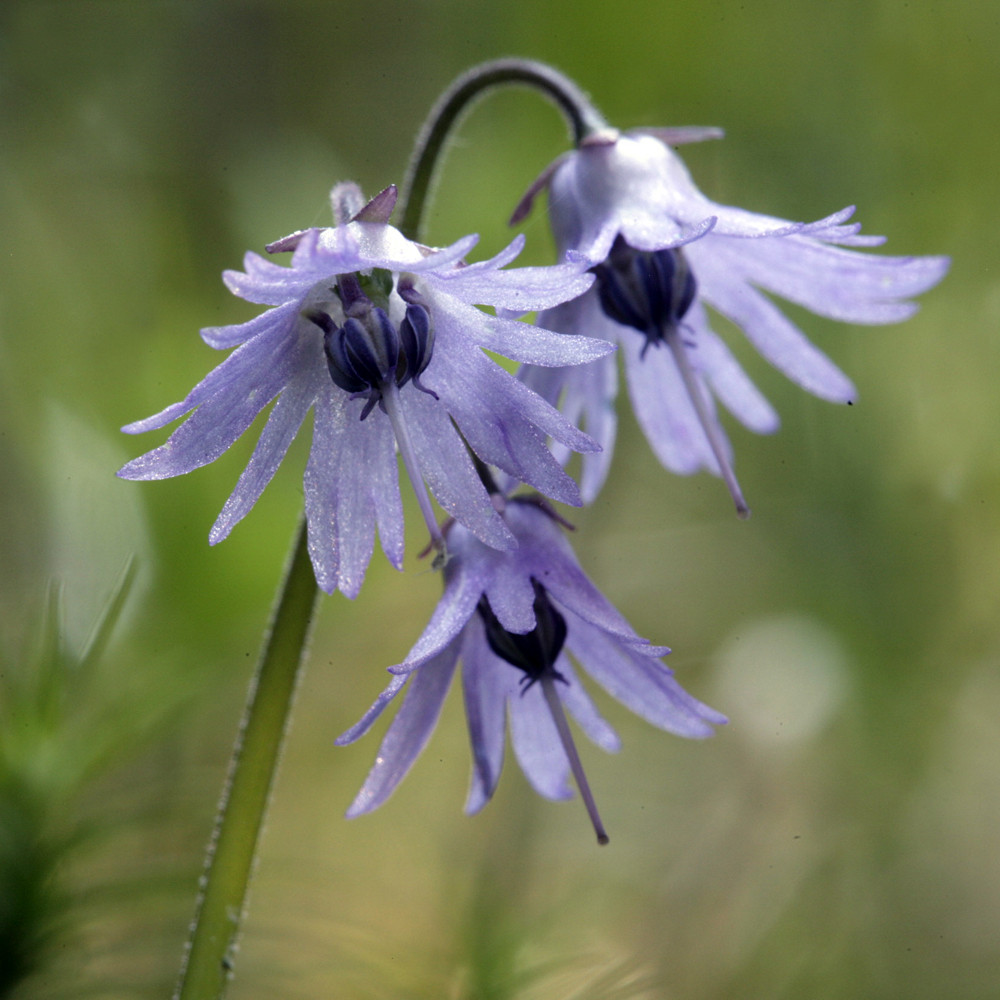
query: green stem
[
  {"left": 175, "top": 519, "right": 320, "bottom": 1000},
  {"left": 175, "top": 58, "right": 602, "bottom": 997},
  {"left": 399, "top": 58, "right": 607, "bottom": 241}
]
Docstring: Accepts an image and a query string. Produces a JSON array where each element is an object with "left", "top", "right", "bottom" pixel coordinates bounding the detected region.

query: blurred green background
[{"left": 1, "top": 0, "right": 997, "bottom": 997}]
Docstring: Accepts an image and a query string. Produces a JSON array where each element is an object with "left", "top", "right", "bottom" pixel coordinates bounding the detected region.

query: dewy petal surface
[{"left": 119, "top": 197, "right": 609, "bottom": 595}]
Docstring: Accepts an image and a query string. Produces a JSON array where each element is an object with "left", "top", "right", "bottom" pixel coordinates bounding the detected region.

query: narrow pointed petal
[
  {"left": 555, "top": 658, "right": 621, "bottom": 752},
  {"left": 209, "top": 371, "right": 318, "bottom": 544},
  {"left": 621, "top": 332, "right": 726, "bottom": 475},
  {"left": 392, "top": 558, "right": 491, "bottom": 673},
  {"left": 343, "top": 646, "right": 460, "bottom": 817},
  {"left": 200, "top": 300, "right": 299, "bottom": 351},
  {"left": 687, "top": 305, "right": 780, "bottom": 434},
  {"left": 429, "top": 339, "right": 588, "bottom": 506},
  {"left": 698, "top": 268, "right": 857, "bottom": 403},
  {"left": 335, "top": 671, "right": 409, "bottom": 745},
  {"left": 526, "top": 297, "right": 622, "bottom": 502},
  {"left": 437, "top": 251, "right": 595, "bottom": 311},
  {"left": 223, "top": 251, "right": 321, "bottom": 305},
  {"left": 371, "top": 424, "right": 406, "bottom": 573},
  {"left": 725, "top": 235, "right": 951, "bottom": 325},
  {"left": 333, "top": 401, "right": 396, "bottom": 597},
  {"left": 567, "top": 616, "right": 726, "bottom": 736},
  {"left": 465, "top": 306, "right": 614, "bottom": 366},
  {"left": 462, "top": 621, "right": 509, "bottom": 813},
  {"left": 118, "top": 335, "right": 297, "bottom": 480},
  {"left": 401, "top": 389, "right": 516, "bottom": 553},
  {"left": 302, "top": 390, "right": 348, "bottom": 594},
  {"left": 509, "top": 679, "right": 574, "bottom": 800}
]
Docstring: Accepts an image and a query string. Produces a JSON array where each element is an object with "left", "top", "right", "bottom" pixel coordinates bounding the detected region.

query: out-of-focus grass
[{"left": 1, "top": 0, "right": 998, "bottom": 997}]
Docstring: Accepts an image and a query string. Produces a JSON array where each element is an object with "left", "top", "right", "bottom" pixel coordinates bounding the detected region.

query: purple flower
[
  {"left": 118, "top": 184, "right": 612, "bottom": 597},
  {"left": 513, "top": 128, "right": 950, "bottom": 512},
  {"left": 336, "top": 497, "right": 725, "bottom": 842}
]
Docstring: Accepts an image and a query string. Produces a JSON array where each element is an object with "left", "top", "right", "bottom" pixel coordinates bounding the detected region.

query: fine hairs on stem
[{"left": 398, "top": 58, "right": 607, "bottom": 241}]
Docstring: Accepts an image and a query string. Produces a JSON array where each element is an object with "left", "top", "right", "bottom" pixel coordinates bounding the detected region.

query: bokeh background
[{"left": 1, "top": 1, "right": 997, "bottom": 997}]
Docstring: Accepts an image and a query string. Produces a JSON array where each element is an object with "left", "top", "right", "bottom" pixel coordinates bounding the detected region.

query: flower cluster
[{"left": 119, "top": 64, "right": 947, "bottom": 839}]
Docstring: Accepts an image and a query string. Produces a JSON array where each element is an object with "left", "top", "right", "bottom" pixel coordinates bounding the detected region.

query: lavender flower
[
  {"left": 512, "top": 128, "right": 950, "bottom": 512},
  {"left": 337, "top": 497, "right": 725, "bottom": 843},
  {"left": 118, "top": 184, "right": 612, "bottom": 597}
]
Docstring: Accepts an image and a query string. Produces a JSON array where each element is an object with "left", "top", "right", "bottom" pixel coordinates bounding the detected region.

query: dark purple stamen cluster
[
  {"left": 592, "top": 236, "right": 697, "bottom": 357},
  {"left": 478, "top": 579, "right": 568, "bottom": 691},
  {"left": 308, "top": 298, "right": 437, "bottom": 420}
]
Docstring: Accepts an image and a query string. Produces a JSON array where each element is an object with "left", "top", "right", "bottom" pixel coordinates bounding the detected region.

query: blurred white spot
[{"left": 712, "top": 614, "right": 849, "bottom": 743}]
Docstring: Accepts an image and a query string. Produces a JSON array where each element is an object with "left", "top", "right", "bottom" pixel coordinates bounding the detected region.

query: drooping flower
[
  {"left": 336, "top": 496, "right": 725, "bottom": 842},
  {"left": 512, "top": 128, "right": 950, "bottom": 512},
  {"left": 118, "top": 184, "right": 613, "bottom": 597}
]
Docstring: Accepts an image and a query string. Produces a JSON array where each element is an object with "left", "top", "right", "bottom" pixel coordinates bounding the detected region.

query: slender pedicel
[{"left": 539, "top": 674, "right": 610, "bottom": 846}]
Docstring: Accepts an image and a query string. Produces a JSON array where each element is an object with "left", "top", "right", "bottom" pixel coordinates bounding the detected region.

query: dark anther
[
  {"left": 592, "top": 236, "right": 697, "bottom": 356},
  {"left": 397, "top": 304, "right": 438, "bottom": 399},
  {"left": 478, "top": 579, "right": 568, "bottom": 691},
  {"left": 307, "top": 291, "right": 438, "bottom": 419}
]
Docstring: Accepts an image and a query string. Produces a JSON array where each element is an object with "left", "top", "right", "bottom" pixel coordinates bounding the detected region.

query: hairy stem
[
  {"left": 176, "top": 520, "right": 320, "bottom": 1000},
  {"left": 399, "top": 58, "right": 607, "bottom": 241}
]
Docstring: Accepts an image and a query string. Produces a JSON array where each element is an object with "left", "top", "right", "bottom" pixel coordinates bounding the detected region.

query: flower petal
[
  {"left": 302, "top": 389, "right": 348, "bottom": 594},
  {"left": 435, "top": 252, "right": 595, "bottom": 312},
  {"left": 508, "top": 677, "right": 573, "bottom": 801},
  {"left": 334, "top": 399, "right": 398, "bottom": 597},
  {"left": 462, "top": 620, "right": 510, "bottom": 814},
  {"left": 341, "top": 645, "right": 460, "bottom": 817},
  {"left": 567, "top": 615, "right": 726, "bottom": 737},
  {"left": 556, "top": 658, "right": 621, "bottom": 752},
  {"left": 117, "top": 323, "right": 300, "bottom": 479},
  {"left": 687, "top": 304, "right": 780, "bottom": 434},
  {"left": 466, "top": 306, "right": 615, "bottom": 367},
  {"left": 401, "top": 389, "right": 516, "bottom": 553},
  {"left": 200, "top": 299, "right": 299, "bottom": 351},
  {"left": 695, "top": 259, "right": 857, "bottom": 403},
  {"left": 391, "top": 535, "right": 492, "bottom": 674},
  {"left": 209, "top": 367, "right": 319, "bottom": 543},
  {"left": 621, "top": 330, "right": 728, "bottom": 476}
]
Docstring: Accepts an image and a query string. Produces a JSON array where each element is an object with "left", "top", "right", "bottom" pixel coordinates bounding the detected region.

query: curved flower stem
[
  {"left": 399, "top": 58, "right": 608, "bottom": 241},
  {"left": 176, "top": 519, "right": 320, "bottom": 1000},
  {"left": 175, "top": 59, "right": 601, "bottom": 997},
  {"left": 539, "top": 674, "right": 609, "bottom": 846}
]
